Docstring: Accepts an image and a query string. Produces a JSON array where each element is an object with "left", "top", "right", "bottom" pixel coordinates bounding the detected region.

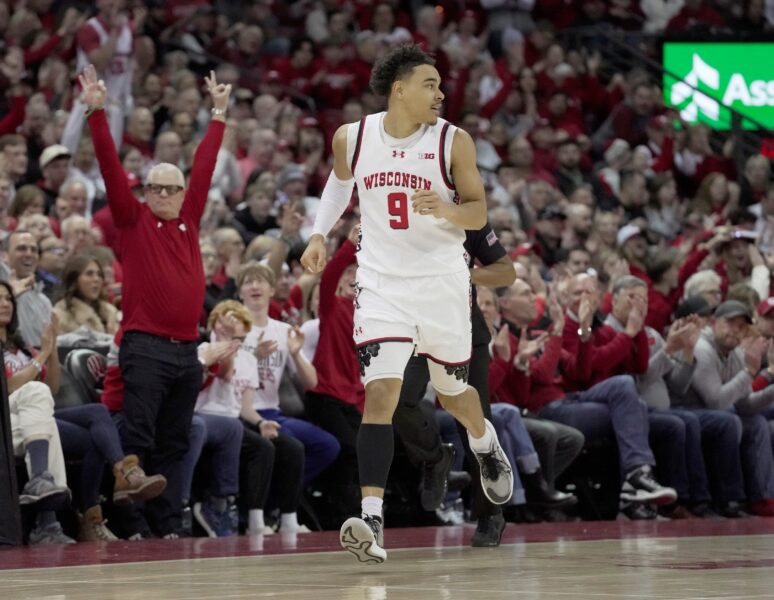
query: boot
[
  {"left": 79, "top": 505, "right": 119, "bottom": 542},
  {"left": 113, "top": 455, "right": 167, "bottom": 506},
  {"left": 522, "top": 468, "right": 577, "bottom": 510}
]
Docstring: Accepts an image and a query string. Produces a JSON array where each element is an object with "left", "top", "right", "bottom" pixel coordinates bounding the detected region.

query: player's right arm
[{"left": 300, "top": 124, "right": 356, "bottom": 273}]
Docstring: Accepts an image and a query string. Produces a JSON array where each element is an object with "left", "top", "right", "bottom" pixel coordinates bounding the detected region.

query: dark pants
[
  {"left": 303, "top": 392, "right": 361, "bottom": 486},
  {"left": 539, "top": 375, "right": 654, "bottom": 474},
  {"left": 523, "top": 416, "right": 585, "bottom": 487},
  {"left": 192, "top": 413, "right": 243, "bottom": 498},
  {"left": 118, "top": 331, "right": 202, "bottom": 534},
  {"left": 393, "top": 345, "right": 499, "bottom": 519},
  {"left": 258, "top": 409, "right": 340, "bottom": 486},
  {"left": 56, "top": 404, "right": 125, "bottom": 511},
  {"left": 240, "top": 422, "right": 304, "bottom": 513}
]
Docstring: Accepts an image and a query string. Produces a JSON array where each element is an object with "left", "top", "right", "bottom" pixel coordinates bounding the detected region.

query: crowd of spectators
[{"left": 4, "top": 0, "right": 774, "bottom": 544}]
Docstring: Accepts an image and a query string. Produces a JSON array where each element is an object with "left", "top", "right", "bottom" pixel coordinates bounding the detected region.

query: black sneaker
[
  {"left": 470, "top": 513, "right": 506, "bottom": 547},
  {"left": 471, "top": 419, "right": 514, "bottom": 505},
  {"left": 340, "top": 515, "right": 386, "bottom": 564},
  {"left": 689, "top": 502, "right": 723, "bottom": 519},
  {"left": 715, "top": 501, "right": 747, "bottom": 519},
  {"left": 620, "top": 501, "right": 657, "bottom": 520},
  {"left": 420, "top": 444, "right": 455, "bottom": 511},
  {"left": 620, "top": 466, "right": 676, "bottom": 506}
]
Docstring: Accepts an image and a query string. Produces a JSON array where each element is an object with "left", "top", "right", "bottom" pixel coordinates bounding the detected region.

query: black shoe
[
  {"left": 522, "top": 469, "right": 578, "bottom": 510},
  {"left": 620, "top": 466, "right": 676, "bottom": 506},
  {"left": 420, "top": 444, "right": 455, "bottom": 511},
  {"left": 715, "top": 501, "right": 747, "bottom": 519},
  {"left": 447, "top": 470, "right": 472, "bottom": 493},
  {"left": 689, "top": 502, "right": 722, "bottom": 519},
  {"left": 470, "top": 513, "right": 506, "bottom": 547},
  {"left": 620, "top": 501, "right": 657, "bottom": 520}
]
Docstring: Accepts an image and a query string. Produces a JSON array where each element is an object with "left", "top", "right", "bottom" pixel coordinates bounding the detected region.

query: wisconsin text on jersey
[{"left": 362, "top": 171, "right": 433, "bottom": 190}]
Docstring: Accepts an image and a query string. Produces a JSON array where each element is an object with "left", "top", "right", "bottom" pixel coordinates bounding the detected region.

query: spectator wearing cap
[
  {"left": 617, "top": 224, "right": 650, "bottom": 283},
  {"left": 37, "top": 145, "right": 71, "bottom": 211},
  {"left": 604, "top": 277, "right": 746, "bottom": 518},
  {"left": 681, "top": 300, "right": 774, "bottom": 517},
  {"left": 533, "top": 205, "right": 566, "bottom": 267},
  {"left": 720, "top": 232, "right": 770, "bottom": 303}
]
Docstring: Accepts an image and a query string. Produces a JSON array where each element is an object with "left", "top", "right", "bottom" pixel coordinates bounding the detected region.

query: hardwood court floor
[{"left": 2, "top": 519, "right": 774, "bottom": 599}]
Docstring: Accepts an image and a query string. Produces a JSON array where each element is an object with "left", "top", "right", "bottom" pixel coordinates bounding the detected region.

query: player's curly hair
[{"left": 369, "top": 43, "right": 435, "bottom": 98}]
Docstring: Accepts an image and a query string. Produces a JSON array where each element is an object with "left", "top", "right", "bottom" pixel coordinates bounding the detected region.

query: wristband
[
  {"left": 30, "top": 359, "right": 43, "bottom": 373},
  {"left": 85, "top": 106, "right": 104, "bottom": 118},
  {"left": 211, "top": 107, "right": 226, "bottom": 117}
]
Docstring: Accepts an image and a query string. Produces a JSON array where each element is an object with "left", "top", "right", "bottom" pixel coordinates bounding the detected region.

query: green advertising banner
[{"left": 663, "top": 43, "right": 774, "bottom": 130}]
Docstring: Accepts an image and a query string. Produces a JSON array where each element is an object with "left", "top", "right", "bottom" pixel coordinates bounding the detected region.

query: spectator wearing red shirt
[
  {"left": 274, "top": 37, "right": 317, "bottom": 97},
  {"left": 542, "top": 273, "right": 677, "bottom": 506},
  {"left": 82, "top": 65, "right": 229, "bottom": 536},
  {"left": 312, "top": 39, "right": 356, "bottom": 111}
]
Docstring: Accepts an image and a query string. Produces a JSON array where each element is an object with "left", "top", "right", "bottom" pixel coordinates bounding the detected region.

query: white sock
[
  {"left": 248, "top": 509, "right": 265, "bottom": 532},
  {"left": 468, "top": 419, "right": 495, "bottom": 453},
  {"left": 280, "top": 512, "right": 299, "bottom": 531},
  {"left": 361, "top": 496, "right": 383, "bottom": 520}
]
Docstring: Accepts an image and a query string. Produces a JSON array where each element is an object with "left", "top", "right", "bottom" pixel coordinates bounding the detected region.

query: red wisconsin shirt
[
  {"left": 88, "top": 110, "right": 224, "bottom": 340},
  {"left": 311, "top": 239, "right": 364, "bottom": 411}
]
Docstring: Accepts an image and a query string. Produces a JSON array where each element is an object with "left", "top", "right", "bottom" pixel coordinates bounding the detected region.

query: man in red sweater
[
  {"left": 81, "top": 64, "right": 229, "bottom": 536},
  {"left": 540, "top": 273, "right": 676, "bottom": 507}
]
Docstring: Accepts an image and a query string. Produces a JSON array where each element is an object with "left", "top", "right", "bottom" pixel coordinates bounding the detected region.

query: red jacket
[
  {"left": 310, "top": 240, "right": 364, "bottom": 411},
  {"left": 562, "top": 315, "right": 648, "bottom": 390},
  {"left": 490, "top": 327, "right": 592, "bottom": 413}
]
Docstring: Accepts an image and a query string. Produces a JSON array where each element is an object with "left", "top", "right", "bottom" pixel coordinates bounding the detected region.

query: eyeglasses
[
  {"left": 41, "top": 246, "right": 67, "bottom": 255},
  {"left": 146, "top": 183, "right": 184, "bottom": 196}
]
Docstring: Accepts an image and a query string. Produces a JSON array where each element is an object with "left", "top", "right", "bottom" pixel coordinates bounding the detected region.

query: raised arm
[
  {"left": 185, "top": 70, "right": 230, "bottom": 223},
  {"left": 80, "top": 65, "right": 139, "bottom": 226}
]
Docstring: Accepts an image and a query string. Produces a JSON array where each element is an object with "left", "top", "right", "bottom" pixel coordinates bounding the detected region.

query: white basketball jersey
[
  {"left": 347, "top": 112, "right": 468, "bottom": 277},
  {"left": 76, "top": 17, "right": 133, "bottom": 108}
]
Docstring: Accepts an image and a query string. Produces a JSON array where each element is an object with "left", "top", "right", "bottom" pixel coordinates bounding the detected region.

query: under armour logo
[{"left": 392, "top": 150, "right": 405, "bottom": 158}]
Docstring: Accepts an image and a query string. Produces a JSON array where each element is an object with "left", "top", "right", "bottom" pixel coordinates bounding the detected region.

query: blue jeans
[
  {"left": 190, "top": 413, "right": 243, "bottom": 498},
  {"left": 736, "top": 411, "right": 774, "bottom": 502},
  {"left": 258, "top": 409, "right": 340, "bottom": 485},
  {"left": 56, "top": 404, "right": 125, "bottom": 511},
  {"left": 670, "top": 408, "right": 744, "bottom": 504},
  {"left": 539, "top": 375, "right": 654, "bottom": 474}
]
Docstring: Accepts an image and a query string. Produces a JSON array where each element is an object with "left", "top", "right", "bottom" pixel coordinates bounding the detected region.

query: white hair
[
  {"left": 146, "top": 163, "right": 185, "bottom": 187},
  {"left": 58, "top": 177, "right": 87, "bottom": 197},
  {"left": 683, "top": 269, "right": 722, "bottom": 299}
]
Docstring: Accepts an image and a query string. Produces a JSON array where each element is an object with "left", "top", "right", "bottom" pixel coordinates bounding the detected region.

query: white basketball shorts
[{"left": 353, "top": 266, "right": 472, "bottom": 396}]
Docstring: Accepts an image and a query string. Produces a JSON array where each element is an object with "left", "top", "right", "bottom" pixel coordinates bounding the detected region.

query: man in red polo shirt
[{"left": 80, "top": 64, "right": 230, "bottom": 536}]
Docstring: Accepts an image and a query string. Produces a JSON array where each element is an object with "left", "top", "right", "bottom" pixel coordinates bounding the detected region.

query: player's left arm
[{"left": 410, "top": 129, "right": 486, "bottom": 230}]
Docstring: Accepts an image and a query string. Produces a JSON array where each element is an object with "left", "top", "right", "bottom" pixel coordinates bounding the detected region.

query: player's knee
[{"left": 363, "top": 377, "right": 402, "bottom": 422}]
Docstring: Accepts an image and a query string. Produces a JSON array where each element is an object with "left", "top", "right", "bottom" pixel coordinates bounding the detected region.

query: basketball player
[{"left": 300, "top": 44, "right": 513, "bottom": 564}]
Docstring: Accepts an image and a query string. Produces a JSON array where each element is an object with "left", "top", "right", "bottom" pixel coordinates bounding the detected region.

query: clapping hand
[
  {"left": 254, "top": 331, "right": 278, "bottom": 360},
  {"left": 78, "top": 64, "right": 106, "bottom": 110},
  {"left": 515, "top": 329, "right": 548, "bottom": 366},
  {"left": 492, "top": 325, "right": 511, "bottom": 361},
  {"left": 288, "top": 326, "right": 305, "bottom": 357}
]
